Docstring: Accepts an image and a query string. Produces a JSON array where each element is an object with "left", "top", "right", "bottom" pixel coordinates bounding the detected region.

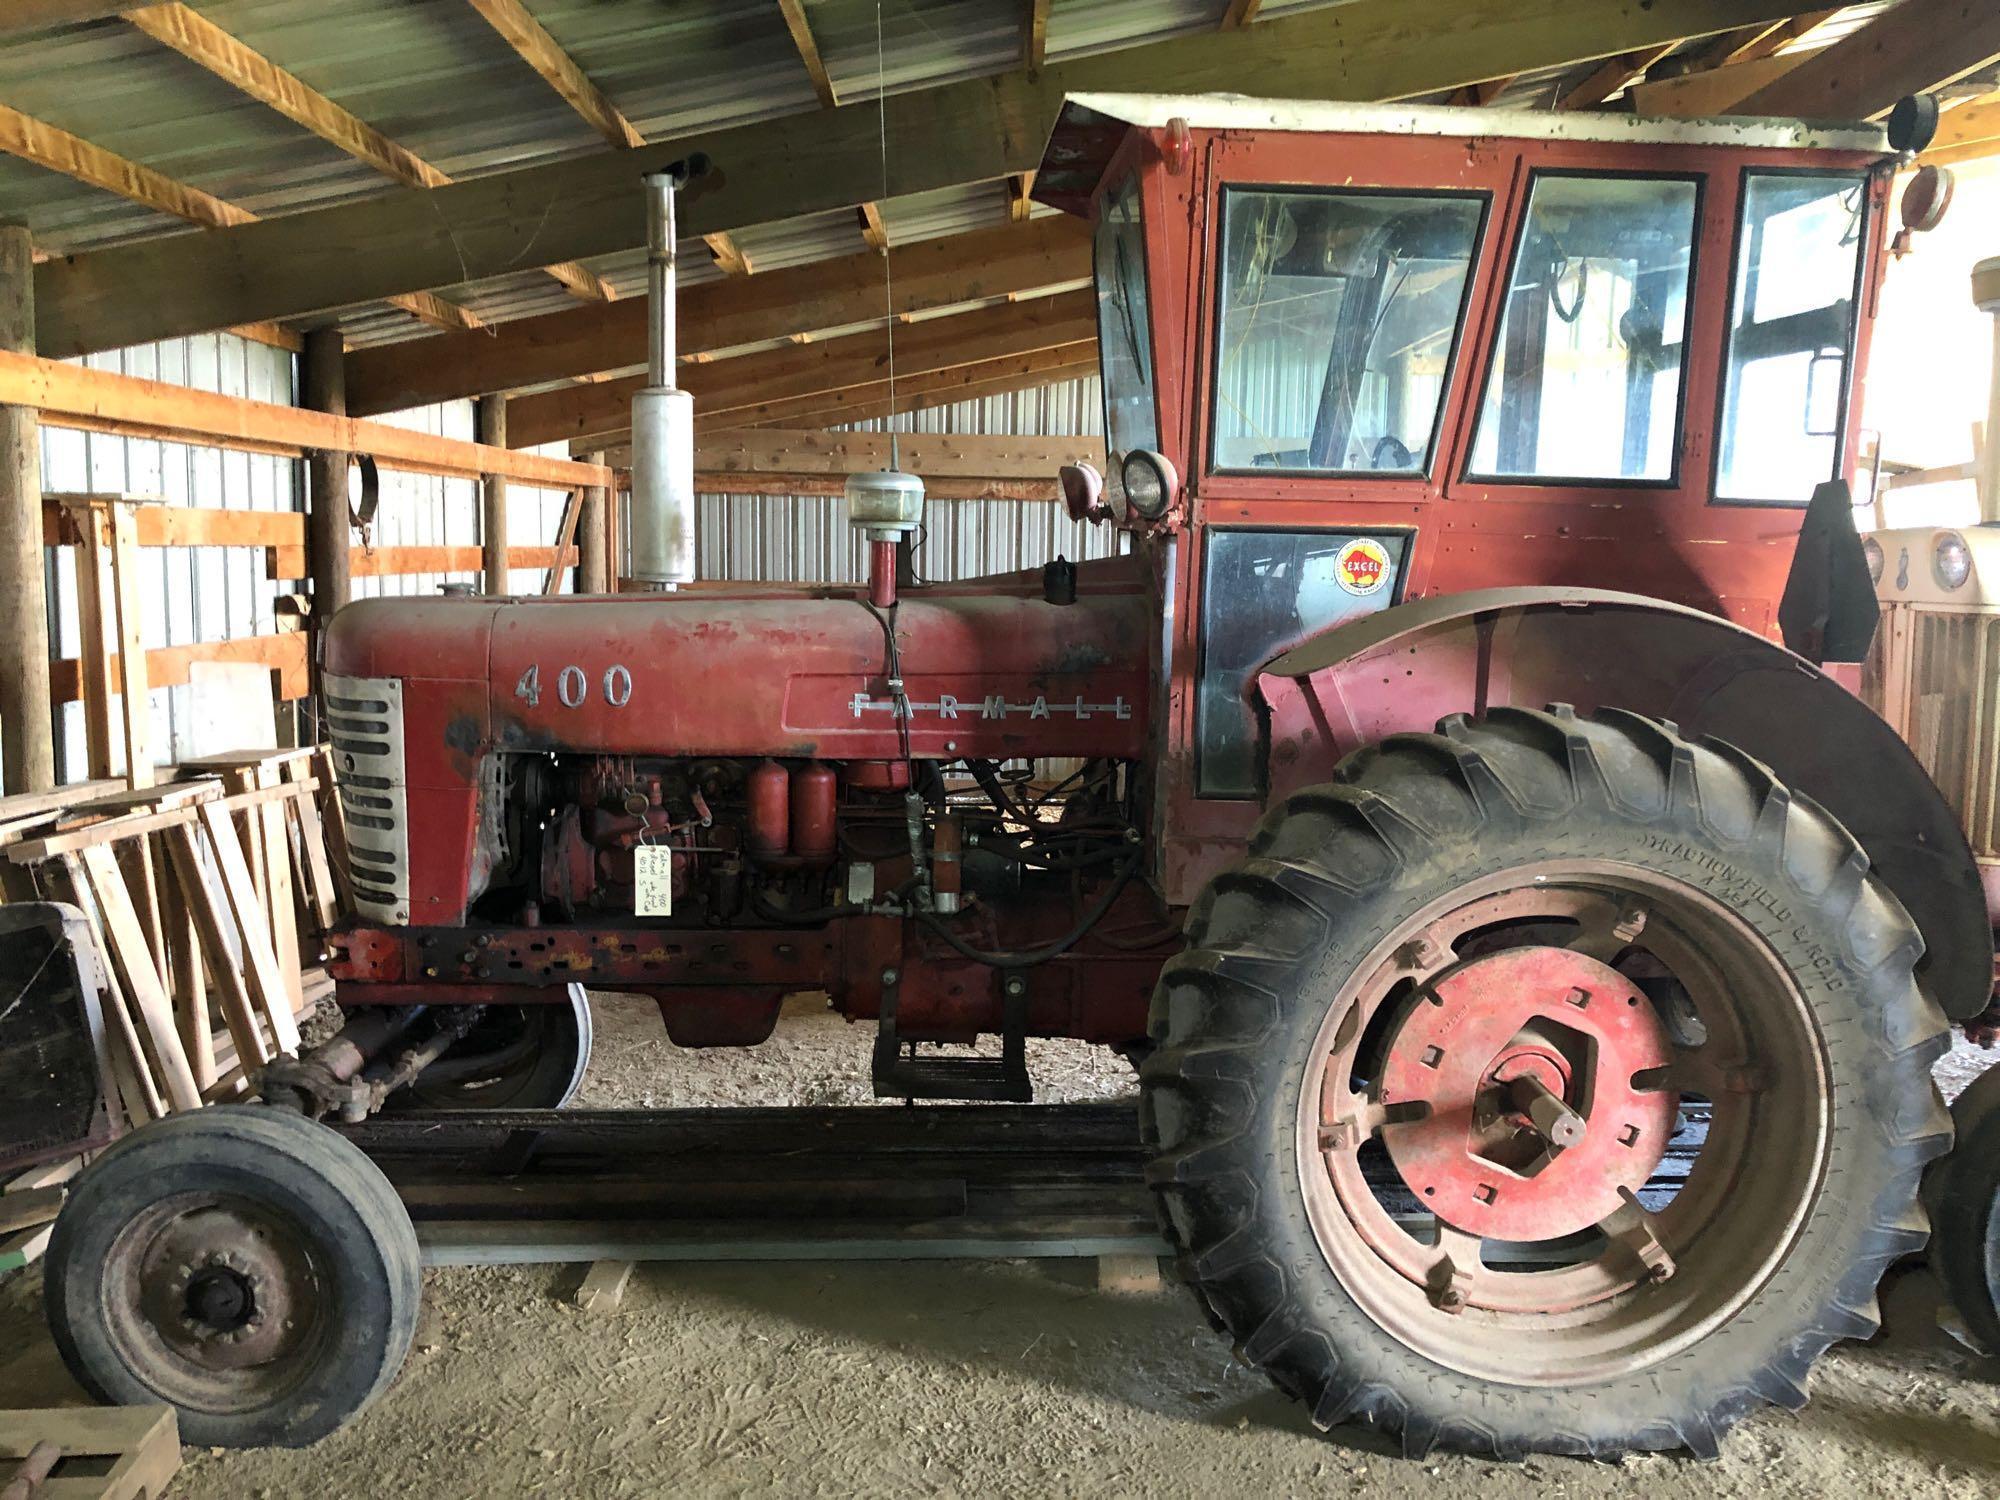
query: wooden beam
[
  {"left": 123, "top": 4, "right": 450, "bottom": 188},
  {"left": 48, "top": 631, "right": 310, "bottom": 704},
  {"left": 704, "top": 232, "right": 752, "bottom": 275},
  {"left": 0, "top": 101, "right": 481, "bottom": 333},
  {"left": 592, "top": 343, "right": 1099, "bottom": 454},
  {"left": 509, "top": 289, "right": 1097, "bottom": 448},
  {"left": 464, "top": 0, "right": 645, "bottom": 149},
  {"left": 1734, "top": 0, "right": 2000, "bottom": 121},
  {"left": 858, "top": 201, "right": 889, "bottom": 253},
  {"left": 1009, "top": 171, "right": 1036, "bottom": 222},
  {"left": 1920, "top": 92, "right": 2000, "bottom": 166},
  {"left": 345, "top": 216, "right": 1090, "bottom": 416},
  {"left": 0, "top": 346, "right": 612, "bottom": 488},
  {"left": 32, "top": 0, "right": 1816, "bottom": 355},
  {"left": 777, "top": 0, "right": 840, "bottom": 109},
  {"left": 1220, "top": 0, "right": 1264, "bottom": 28},
  {"left": 1557, "top": 43, "right": 1679, "bottom": 110},
  {"left": 1026, "top": 0, "right": 1051, "bottom": 69},
  {"left": 123, "top": 3, "right": 613, "bottom": 306},
  {"left": 1686, "top": 8, "right": 1836, "bottom": 69},
  {"left": 0, "top": 101, "right": 252, "bottom": 228},
  {"left": 690, "top": 472, "right": 1066, "bottom": 502},
  {"left": 1631, "top": 51, "right": 1803, "bottom": 116},
  {"left": 696, "top": 429, "right": 1099, "bottom": 480},
  {"left": 1447, "top": 77, "right": 1515, "bottom": 107}
]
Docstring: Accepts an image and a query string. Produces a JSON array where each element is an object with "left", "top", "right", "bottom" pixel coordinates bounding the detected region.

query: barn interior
[{"left": 0, "top": 3, "right": 1997, "bottom": 1497}]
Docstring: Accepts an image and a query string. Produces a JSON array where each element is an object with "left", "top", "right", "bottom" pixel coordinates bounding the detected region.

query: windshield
[
  {"left": 1212, "top": 188, "right": 1484, "bottom": 474},
  {"left": 1095, "top": 174, "right": 1158, "bottom": 458}
]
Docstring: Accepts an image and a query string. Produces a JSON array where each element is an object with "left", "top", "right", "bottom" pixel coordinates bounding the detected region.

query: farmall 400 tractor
[{"left": 43, "top": 95, "right": 1997, "bottom": 1459}]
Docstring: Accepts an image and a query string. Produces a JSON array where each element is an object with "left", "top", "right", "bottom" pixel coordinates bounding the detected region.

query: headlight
[
  {"left": 1119, "top": 449, "right": 1178, "bottom": 520},
  {"left": 1862, "top": 535, "right": 1884, "bottom": 584},
  {"left": 1934, "top": 530, "right": 1972, "bottom": 591}
]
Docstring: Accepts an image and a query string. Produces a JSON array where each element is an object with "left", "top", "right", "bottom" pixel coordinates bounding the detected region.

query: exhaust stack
[{"left": 630, "top": 159, "right": 705, "bottom": 588}]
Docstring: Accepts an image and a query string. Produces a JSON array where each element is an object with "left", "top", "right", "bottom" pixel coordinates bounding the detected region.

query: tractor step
[{"left": 871, "top": 968, "right": 1032, "bottom": 1102}]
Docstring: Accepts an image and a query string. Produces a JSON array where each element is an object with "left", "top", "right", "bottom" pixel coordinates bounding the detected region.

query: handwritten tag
[{"left": 634, "top": 846, "right": 673, "bottom": 916}]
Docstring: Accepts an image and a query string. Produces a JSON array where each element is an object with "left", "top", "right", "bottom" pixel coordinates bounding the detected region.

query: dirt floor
[{"left": 2, "top": 993, "right": 1997, "bottom": 1498}]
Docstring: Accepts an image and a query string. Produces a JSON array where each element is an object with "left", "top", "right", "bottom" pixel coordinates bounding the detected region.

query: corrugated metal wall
[
  {"left": 696, "top": 375, "right": 1128, "bottom": 584},
  {"left": 39, "top": 332, "right": 299, "bottom": 778},
  {"left": 356, "top": 403, "right": 574, "bottom": 600}
]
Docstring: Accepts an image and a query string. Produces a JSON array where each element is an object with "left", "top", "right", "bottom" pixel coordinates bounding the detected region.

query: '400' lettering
[{"left": 515, "top": 663, "right": 633, "bottom": 709}]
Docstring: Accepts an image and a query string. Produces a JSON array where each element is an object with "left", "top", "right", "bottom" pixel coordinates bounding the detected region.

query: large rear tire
[
  {"left": 1143, "top": 706, "right": 1950, "bottom": 1458},
  {"left": 45, "top": 1105, "right": 420, "bottom": 1448},
  {"left": 1929, "top": 1062, "right": 2000, "bottom": 1353}
]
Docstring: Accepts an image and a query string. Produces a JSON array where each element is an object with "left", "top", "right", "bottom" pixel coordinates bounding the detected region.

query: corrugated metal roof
[{"left": 0, "top": 1, "right": 1957, "bottom": 351}]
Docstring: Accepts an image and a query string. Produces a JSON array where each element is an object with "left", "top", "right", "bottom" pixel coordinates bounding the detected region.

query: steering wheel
[{"left": 1371, "top": 435, "right": 1415, "bottom": 471}]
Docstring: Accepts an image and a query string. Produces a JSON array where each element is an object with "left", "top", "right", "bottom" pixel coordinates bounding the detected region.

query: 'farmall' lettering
[{"left": 850, "top": 692, "right": 1132, "bottom": 721}]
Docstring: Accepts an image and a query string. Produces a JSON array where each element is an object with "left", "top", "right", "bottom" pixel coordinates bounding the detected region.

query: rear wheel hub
[{"left": 1378, "top": 945, "right": 1677, "bottom": 1243}]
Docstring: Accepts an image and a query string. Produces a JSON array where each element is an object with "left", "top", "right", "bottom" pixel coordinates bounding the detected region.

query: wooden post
[
  {"left": 477, "top": 393, "right": 508, "bottom": 595},
  {"left": 303, "top": 328, "right": 349, "bottom": 675},
  {"left": 0, "top": 224, "right": 53, "bottom": 794},
  {"left": 578, "top": 449, "right": 608, "bottom": 595}
]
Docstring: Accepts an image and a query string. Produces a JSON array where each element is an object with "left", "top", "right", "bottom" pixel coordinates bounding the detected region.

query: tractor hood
[{"left": 322, "top": 559, "right": 1153, "bottom": 770}]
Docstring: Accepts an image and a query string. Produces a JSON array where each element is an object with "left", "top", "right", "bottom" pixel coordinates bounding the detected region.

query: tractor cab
[{"left": 1035, "top": 95, "right": 1916, "bottom": 903}]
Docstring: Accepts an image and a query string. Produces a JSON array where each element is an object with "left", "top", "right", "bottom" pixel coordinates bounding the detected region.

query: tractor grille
[
  {"left": 1903, "top": 611, "right": 2000, "bottom": 859},
  {"left": 323, "top": 673, "right": 410, "bottom": 924}
]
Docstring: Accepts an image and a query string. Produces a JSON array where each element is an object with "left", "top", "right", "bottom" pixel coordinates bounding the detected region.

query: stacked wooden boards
[{"left": 0, "top": 748, "right": 342, "bottom": 1125}]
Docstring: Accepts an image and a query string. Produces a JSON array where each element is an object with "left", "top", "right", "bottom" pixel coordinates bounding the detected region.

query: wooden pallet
[
  {"left": 0, "top": 745, "right": 350, "bottom": 1232},
  {"left": 0, "top": 1407, "right": 179, "bottom": 1500}
]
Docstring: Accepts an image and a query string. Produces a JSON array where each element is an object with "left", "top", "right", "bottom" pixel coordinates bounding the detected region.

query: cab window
[
  {"left": 1211, "top": 188, "right": 1485, "bottom": 475},
  {"left": 1469, "top": 173, "right": 1699, "bottom": 484},
  {"left": 1095, "top": 173, "right": 1159, "bottom": 459},
  {"left": 1197, "top": 528, "right": 1408, "bottom": 797},
  {"left": 1714, "top": 172, "right": 1867, "bottom": 505}
]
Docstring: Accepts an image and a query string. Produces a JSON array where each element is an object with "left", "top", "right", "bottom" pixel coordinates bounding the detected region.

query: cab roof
[{"left": 1033, "top": 92, "right": 1892, "bottom": 215}]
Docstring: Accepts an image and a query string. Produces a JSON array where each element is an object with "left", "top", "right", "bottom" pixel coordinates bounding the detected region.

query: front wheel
[
  {"left": 1143, "top": 707, "right": 1950, "bottom": 1459},
  {"left": 45, "top": 1105, "right": 421, "bottom": 1447}
]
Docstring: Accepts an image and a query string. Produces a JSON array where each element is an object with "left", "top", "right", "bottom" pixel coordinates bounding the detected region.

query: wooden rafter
[
  {"left": 1735, "top": 0, "right": 2000, "bottom": 120},
  {"left": 0, "top": 102, "right": 251, "bottom": 229},
  {"left": 509, "top": 289, "right": 1097, "bottom": 448},
  {"left": 1921, "top": 92, "right": 2000, "bottom": 166},
  {"left": 777, "top": 0, "right": 840, "bottom": 109},
  {"left": 1687, "top": 8, "right": 1837, "bottom": 69},
  {"left": 1009, "top": 171, "right": 1036, "bottom": 222},
  {"left": 463, "top": 0, "right": 645, "bottom": 150},
  {"left": 1447, "top": 76, "right": 1515, "bottom": 107},
  {"left": 0, "top": 101, "right": 479, "bottom": 333},
  {"left": 1220, "top": 0, "right": 1264, "bottom": 29},
  {"left": 344, "top": 216, "right": 1091, "bottom": 416},
  {"left": 36, "top": 0, "right": 1825, "bottom": 355},
  {"left": 1557, "top": 42, "right": 1680, "bottom": 110},
  {"left": 590, "top": 344, "right": 1100, "bottom": 454},
  {"left": 704, "top": 232, "right": 753, "bottom": 275},
  {"left": 122, "top": 3, "right": 613, "bottom": 305},
  {"left": 1025, "top": 0, "right": 1051, "bottom": 69},
  {"left": 858, "top": 200, "right": 889, "bottom": 253},
  {"left": 1631, "top": 52, "right": 1802, "bottom": 116}
]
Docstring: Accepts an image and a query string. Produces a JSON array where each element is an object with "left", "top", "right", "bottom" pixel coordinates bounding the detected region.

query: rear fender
[{"left": 1257, "top": 586, "right": 1991, "bottom": 1019}]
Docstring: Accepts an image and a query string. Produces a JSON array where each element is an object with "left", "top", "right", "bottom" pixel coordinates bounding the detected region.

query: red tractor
[{"left": 42, "top": 94, "right": 1996, "bottom": 1459}]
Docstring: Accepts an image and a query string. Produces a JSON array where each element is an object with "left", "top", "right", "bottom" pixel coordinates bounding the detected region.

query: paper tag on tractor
[{"left": 634, "top": 846, "right": 673, "bottom": 916}]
